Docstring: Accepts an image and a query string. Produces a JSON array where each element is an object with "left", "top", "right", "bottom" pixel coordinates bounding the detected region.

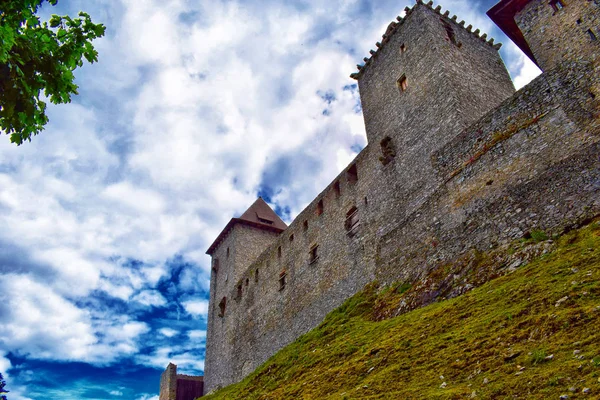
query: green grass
[{"left": 203, "top": 220, "right": 600, "bottom": 399}]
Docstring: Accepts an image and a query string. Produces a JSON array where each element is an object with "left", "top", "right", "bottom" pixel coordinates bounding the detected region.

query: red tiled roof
[
  {"left": 205, "top": 198, "right": 287, "bottom": 255},
  {"left": 487, "top": 0, "right": 539, "bottom": 66}
]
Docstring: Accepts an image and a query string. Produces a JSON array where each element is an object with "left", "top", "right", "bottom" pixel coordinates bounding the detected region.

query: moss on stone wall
[{"left": 203, "top": 218, "right": 600, "bottom": 399}]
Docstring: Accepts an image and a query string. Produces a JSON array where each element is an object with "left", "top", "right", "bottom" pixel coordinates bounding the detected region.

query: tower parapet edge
[{"left": 201, "top": 0, "right": 600, "bottom": 394}]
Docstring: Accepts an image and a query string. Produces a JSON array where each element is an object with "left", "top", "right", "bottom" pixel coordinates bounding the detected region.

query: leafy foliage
[
  {"left": 0, "top": 372, "right": 8, "bottom": 400},
  {"left": 0, "top": 0, "right": 105, "bottom": 145}
]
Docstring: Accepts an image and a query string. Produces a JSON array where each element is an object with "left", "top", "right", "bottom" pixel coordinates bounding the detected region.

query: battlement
[
  {"left": 351, "top": 0, "right": 502, "bottom": 80},
  {"left": 201, "top": 0, "right": 600, "bottom": 394}
]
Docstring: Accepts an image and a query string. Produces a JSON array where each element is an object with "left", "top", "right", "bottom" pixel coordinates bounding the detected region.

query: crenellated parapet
[
  {"left": 202, "top": 0, "right": 600, "bottom": 394},
  {"left": 351, "top": 0, "right": 502, "bottom": 80}
]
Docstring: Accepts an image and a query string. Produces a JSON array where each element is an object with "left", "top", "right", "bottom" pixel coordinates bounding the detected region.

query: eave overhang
[
  {"left": 487, "top": 0, "right": 539, "bottom": 67},
  {"left": 205, "top": 218, "right": 285, "bottom": 256}
]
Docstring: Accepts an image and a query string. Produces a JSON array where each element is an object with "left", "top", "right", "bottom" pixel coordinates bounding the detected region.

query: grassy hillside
[{"left": 204, "top": 220, "right": 600, "bottom": 399}]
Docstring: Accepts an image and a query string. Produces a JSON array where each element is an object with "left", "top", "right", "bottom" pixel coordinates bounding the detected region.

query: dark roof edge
[
  {"left": 205, "top": 218, "right": 285, "bottom": 255},
  {"left": 486, "top": 0, "right": 539, "bottom": 67}
]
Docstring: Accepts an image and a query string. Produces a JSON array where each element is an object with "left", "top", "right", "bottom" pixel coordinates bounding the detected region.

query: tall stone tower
[
  {"left": 204, "top": 198, "right": 287, "bottom": 392},
  {"left": 350, "top": 0, "right": 515, "bottom": 221},
  {"left": 488, "top": 0, "right": 600, "bottom": 71}
]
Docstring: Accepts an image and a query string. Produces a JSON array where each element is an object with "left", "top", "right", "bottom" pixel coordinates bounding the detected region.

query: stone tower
[
  {"left": 488, "top": 0, "right": 600, "bottom": 72},
  {"left": 204, "top": 198, "right": 287, "bottom": 391},
  {"left": 350, "top": 0, "right": 515, "bottom": 221}
]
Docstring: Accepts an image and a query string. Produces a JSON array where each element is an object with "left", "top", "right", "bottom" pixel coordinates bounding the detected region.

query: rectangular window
[
  {"left": 550, "top": 0, "right": 565, "bottom": 11},
  {"left": 397, "top": 75, "right": 407, "bottom": 92},
  {"left": 303, "top": 220, "right": 308, "bottom": 232},
  {"left": 317, "top": 199, "right": 324, "bottom": 216},
  {"left": 212, "top": 258, "right": 219, "bottom": 273},
  {"left": 309, "top": 245, "right": 319, "bottom": 264},
  {"left": 289, "top": 233, "right": 294, "bottom": 242},
  {"left": 345, "top": 206, "right": 360, "bottom": 236},
  {"left": 279, "top": 270, "right": 286, "bottom": 291},
  {"left": 237, "top": 284, "right": 242, "bottom": 300},
  {"left": 347, "top": 164, "right": 358, "bottom": 184},
  {"left": 258, "top": 217, "right": 273, "bottom": 225},
  {"left": 226, "top": 247, "right": 230, "bottom": 258},
  {"left": 278, "top": 246, "right": 282, "bottom": 258},
  {"left": 255, "top": 269, "right": 259, "bottom": 282},
  {"left": 400, "top": 43, "right": 406, "bottom": 53},
  {"left": 218, "top": 297, "right": 227, "bottom": 317},
  {"left": 334, "top": 180, "right": 341, "bottom": 198}
]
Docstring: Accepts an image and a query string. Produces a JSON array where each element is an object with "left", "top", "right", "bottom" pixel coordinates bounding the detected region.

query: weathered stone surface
[
  {"left": 203, "top": 0, "right": 600, "bottom": 393},
  {"left": 159, "top": 363, "right": 204, "bottom": 400}
]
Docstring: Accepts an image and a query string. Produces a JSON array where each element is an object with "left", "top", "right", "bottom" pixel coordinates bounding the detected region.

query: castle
[{"left": 196, "top": 0, "right": 600, "bottom": 395}]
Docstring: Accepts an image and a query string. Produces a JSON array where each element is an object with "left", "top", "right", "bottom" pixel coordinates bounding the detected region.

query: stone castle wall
[
  {"left": 516, "top": 0, "right": 600, "bottom": 71},
  {"left": 159, "top": 363, "right": 177, "bottom": 400},
  {"left": 203, "top": 0, "right": 600, "bottom": 393},
  {"left": 159, "top": 364, "right": 204, "bottom": 400}
]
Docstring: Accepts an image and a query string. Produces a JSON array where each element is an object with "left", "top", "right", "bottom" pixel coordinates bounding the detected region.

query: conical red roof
[
  {"left": 239, "top": 197, "right": 287, "bottom": 230},
  {"left": 206, "top": 197, "right": 287, "bottom": 255}
]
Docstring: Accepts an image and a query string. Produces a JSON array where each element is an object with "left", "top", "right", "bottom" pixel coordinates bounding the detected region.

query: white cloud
[
  {"left": 181, "top": 299, "right": 209, "bottom": 318},
  {"left": 132, "top": 290, "right": 168, "bottom": 307},
  {"left": 187, "top": 330, "right": 206, "bottom": 340},
  {"left": 0, "top": 0, "right": 541, "bottom": 396},
  {"left": 159, "top": 328, "right": 179, "bottom": 338},
  {"left": 136, "top": 395, "right": 159, "bottom": 400}
]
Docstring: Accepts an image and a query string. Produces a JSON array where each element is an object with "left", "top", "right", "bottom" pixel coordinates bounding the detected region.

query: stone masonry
[
  {"left": 159, "top": 363, "right": 204, "bottom": 400},
  {"left": 203, "top": 0, "right": 600, "bottom": 393}
]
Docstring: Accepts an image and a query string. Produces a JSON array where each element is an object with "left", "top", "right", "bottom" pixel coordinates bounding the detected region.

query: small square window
[
  {"left": 397, "top": 75, "right": 408, "bottom": 92},
  {"left": 550, "top": 0, "right": 565, "bottom": 11}
]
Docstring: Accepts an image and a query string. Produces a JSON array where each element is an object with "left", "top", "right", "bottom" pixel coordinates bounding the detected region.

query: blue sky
[{"left": 0, "top": 0, "right": 540, "bottom": 399}]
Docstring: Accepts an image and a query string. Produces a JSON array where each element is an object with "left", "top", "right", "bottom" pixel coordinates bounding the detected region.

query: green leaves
[{"left": 0, "top": 0, "right": 105, "bottom": 145}]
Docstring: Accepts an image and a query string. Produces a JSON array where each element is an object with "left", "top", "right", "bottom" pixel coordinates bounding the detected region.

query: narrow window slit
[
  {"left": 218, "top": 297, "right": 227, "bottom": 317},
  {"left": 345, "top": 206, "right": 360, "bottom": 236},
  {"left": 347, "top": 164, "right": 358, "bottom": 184},
  {"left": 397, "top": 74, "right": 408, "bottom": 92},
  {"left": 279, "top": 270, "right": 286, "bottom": 291},
  {"left": 309, "top": 245, "right": 319, "bottom": 264},
  {"left": 334, "top": 180, "right": 341, "bottom": 198}
]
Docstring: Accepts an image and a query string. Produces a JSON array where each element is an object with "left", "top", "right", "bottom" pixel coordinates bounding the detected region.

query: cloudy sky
[{"left": 0, "top": 0, "right": 541, "bottom": 399}]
